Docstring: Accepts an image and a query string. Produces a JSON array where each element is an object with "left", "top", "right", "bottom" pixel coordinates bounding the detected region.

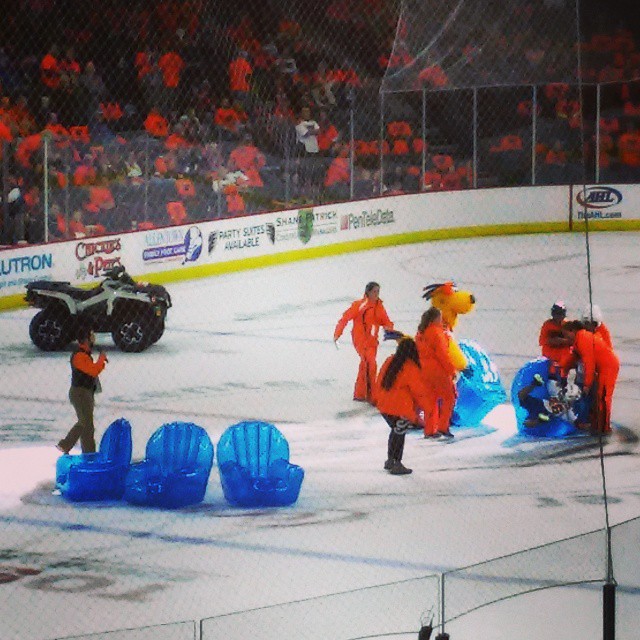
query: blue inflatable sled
[
  {"left": 451, "top": 339, "right": 507, "bottom": 428},
  {"left": 511, "top": 358, "right": 589, "bottom": 438}
]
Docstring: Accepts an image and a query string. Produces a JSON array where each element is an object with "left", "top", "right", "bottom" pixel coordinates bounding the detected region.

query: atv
[{"left": 25, "top": 265, "right": 172, "bottom": 353}]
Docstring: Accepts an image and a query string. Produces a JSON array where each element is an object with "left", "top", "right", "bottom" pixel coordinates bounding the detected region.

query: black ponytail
[{"left": 381, "top": 338, "right": 420, "bottom": 390}]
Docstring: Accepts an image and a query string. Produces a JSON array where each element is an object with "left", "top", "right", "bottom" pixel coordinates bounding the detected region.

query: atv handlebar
[{"left": 104, "top": 265, "right": 136, "bottom": 286}]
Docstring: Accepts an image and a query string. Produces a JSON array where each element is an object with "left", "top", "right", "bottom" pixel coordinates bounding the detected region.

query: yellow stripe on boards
[{"left": 4, "top": 219, "right": 637, "bottom": 312}]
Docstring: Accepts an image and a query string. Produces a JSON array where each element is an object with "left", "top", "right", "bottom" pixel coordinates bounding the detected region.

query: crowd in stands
[{"left": 1, "top": 0, "right": 640, "bottom": 246}]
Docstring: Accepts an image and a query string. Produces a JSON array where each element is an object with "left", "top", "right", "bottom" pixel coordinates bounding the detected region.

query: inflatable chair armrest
[{"left": 128, "top": 459, "right": 162, "bottom": 486}]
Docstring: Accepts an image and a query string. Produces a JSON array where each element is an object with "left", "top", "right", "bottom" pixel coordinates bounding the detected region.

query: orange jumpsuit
[
  {"left": 562, "top": 330, "right": 620, "bottom": 433},
  {"left": 334, "top": 297, "right": 393, "bottom": 402},
  {"left": 376, "top": 356, "right": 430, "bottom": 422},
  {"left": 415, "top": 324, "right": 457, "bottom": 436},
  {"left": 539, "top": 318, "right": 571, "bottom": 375},
  {"left": 376, "top": 355, "right": 430, "bottom": 464},
  {"left": 595, "top": 322, "right": 613, "bottom": 349}
]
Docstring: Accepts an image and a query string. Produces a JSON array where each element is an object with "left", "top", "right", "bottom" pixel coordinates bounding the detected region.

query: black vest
[{"left": 70, "top": 346, "right": 97, "bottom": 390}]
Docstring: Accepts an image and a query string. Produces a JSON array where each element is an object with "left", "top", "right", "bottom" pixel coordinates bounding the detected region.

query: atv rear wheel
[{"left": 29, "top": 308, "right": 73, "bottom": 351}]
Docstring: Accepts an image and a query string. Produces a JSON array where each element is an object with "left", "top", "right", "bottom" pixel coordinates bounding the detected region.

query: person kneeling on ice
[
  {"left": 518, "top": 373, "right": 580, "bottom": 429},
  {"left": 375, "top": 336, "right": 430, "bottom": 475}
]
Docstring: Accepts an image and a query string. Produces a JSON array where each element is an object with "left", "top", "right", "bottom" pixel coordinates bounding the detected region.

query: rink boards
[{"left": 1, "top": 183, "right": 639, "bottom": 310}]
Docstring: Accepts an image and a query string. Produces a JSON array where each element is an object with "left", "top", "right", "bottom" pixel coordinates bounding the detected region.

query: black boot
[{"left": 389, "top": 460, "right": 412, "bottom": 475}]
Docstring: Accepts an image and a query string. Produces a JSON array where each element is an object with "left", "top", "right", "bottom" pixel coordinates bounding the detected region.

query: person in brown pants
[{"left": 57, "top": 326, "right": 108, "bottom": 454}]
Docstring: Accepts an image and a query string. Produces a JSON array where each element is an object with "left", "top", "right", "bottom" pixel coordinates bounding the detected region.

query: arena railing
[
  {"left": 51, "top": 516, "right": 640, "bottom": 640},
  {"left": 2, "top": 79, "right": 639, "bottom": 247}
]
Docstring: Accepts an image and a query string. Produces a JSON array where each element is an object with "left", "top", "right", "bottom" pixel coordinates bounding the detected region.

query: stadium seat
[
  {"left": 217, "top": 421, "right": 304, "bottom": 507},
  {"left": 124, "top": 422, "right": 214, "bottom": 508},
  {"left": 451, "top": 340, "right": 507, "bottom": 427},
  {"left": 511, "top": 358, "right": 586, "bottom": 438},
  {"left": 56, "top": 418, "right": 133, "bottom": 502}
]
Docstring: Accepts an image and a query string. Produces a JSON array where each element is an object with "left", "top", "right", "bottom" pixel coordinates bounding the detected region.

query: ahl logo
[
  {"left": 298, "top": 208, "right": 314, "bottom": 244},
  {"left": 576, "top": 186, "right": 622, "bottom": 209}
]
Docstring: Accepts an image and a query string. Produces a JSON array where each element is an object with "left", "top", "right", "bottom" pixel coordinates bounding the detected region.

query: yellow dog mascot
[{"left": 421, "top": 282, "right": 475, "bottom": 371}]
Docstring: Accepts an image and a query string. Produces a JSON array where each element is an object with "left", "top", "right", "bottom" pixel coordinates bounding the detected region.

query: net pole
[
  {"left": 216, "top": 126, "right": 223, "bottom": 217},
  {"left": 472, "top": 88, "right": 478, "bottom": 189},
  {"left": 285, "top": 125, "right": 291, "bottom": 205},
  {"left": 142, "top": 136, "right": 151, "bottom": 221},
  {"left": 2, "top": 141, "right": 8, "bottom": 242},
  {"left": 379, "top": 91, "right": 385, "bottom": 195},
  {"left": 531, "top": 85, "right": 538, "bottom": 186},
  {"left": 595, "top": 83, "right": 601, "bottom": 183},
  {"left": 421, "top": 88, "right": 427, "bottom": 188},
  {"left": 350, "top": 100, "right": 355, "bottom": 200},
  {"left": 439, "top": 572, "right": 446, "bottom": 636},
  {"left": 43, "top": 134, "right": 49, "bottom": 244},
  {"left": 64, "top": 146, "right": 70, "bottom": 230},
  {"left": 574, "top": 2, "right": 616, "bottom": 636},
  {"left": 144, "top": 135, "right": 150, "bottom": 225}
]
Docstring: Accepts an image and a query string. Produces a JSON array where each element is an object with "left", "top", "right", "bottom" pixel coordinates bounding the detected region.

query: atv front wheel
[
  {"left": 112, "top": 317, "right": 153, "bottom": 352},
  {"left": 29, "top": 308, "right": 73, "bottom": 351},
  {"left": 148, "top": 318, "right": 165, "bottom": 345}
]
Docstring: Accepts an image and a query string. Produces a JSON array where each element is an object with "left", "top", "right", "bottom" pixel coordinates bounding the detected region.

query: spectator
[
  {"left": 158, "top": 48, "right": 185, "bottom": 111},
  {"left": 295, "top": 106, "right": 321, "bottom": 194},
  {"left": 214, "top": 97, "right": 243, "bottom": 138},
  {"left": 324, "top": 143, "right": 350, "bottom": 192},
  {"left": 295, "top": 106, "right": 320, "bottom": 154},
  {"left": 618, "top": 123, "right": 640, "bottom": 179},
  {"left": 228, "top": 133, "right": 266, "bottom": 188},
  {"left": 144, "top": 107, "right": 169, "bottom": 137},
  {"left": 311, "top": 61, "right": 337, "bottom": 109},
  {"left": 545, "top": 140, "right": 568, "bottom": 166},
  {"left": 79, "top": 62, "right": 107, "bottom": 123},
  {"left": 60, "top": 47, "right": 81, "bottom": 84},
  {"left": 317, "top": 110, "right": 340, "bottom": 154},
  {"left": 0, "top": 180, "right": 26, "bottom": 245},
  {"left": 229, "top": 50, "right": 253, "bottom": 108},
  {"left": 73, "top": 154, "right": 98, "bottom": 186},
  {"left": 40, "top": 44, "right": 61, "bottom": 91},
  {"left": 417, "top": 54, "right": 449, "bottom": 89}
]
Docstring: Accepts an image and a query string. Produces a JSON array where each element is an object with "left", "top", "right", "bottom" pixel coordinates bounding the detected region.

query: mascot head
[{"left": 422, "top": 281, "right": 475, "bottom": 331}]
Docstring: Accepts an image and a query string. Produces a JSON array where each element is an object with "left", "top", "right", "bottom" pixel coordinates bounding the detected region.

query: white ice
[{"left": 0, "top": 231, "right": 638, "bottom": 640}]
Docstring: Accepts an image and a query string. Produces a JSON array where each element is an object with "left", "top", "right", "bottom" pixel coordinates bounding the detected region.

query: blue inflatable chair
[
  {"left": 56, "top": 418, "right": 133, "bottom": 501},
  {"left": 451, "top": 339, "right": 507, "bottom": 427},
  {"left": 511, "top": 358, "right": 585, "bottom": 437},
  {"left": 124, "top": 422, "right": 214, "bottom": 508},
  {"left": 217, "top": 421, "right": 304, "bottom": 507}
]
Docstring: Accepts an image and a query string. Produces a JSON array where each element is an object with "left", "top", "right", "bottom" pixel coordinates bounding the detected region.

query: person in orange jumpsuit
[
  {"left": 539, "top": 300, "right": 572, "bottom": 377},
  {"left": 375, "top": 337, "right": 430, "bottom": 475},
  {"left": 415, "top": 307, "right": 458, "bottom": 439},
  {"left": 334, "top": 282, "right": 394, "bottom": 404},
  {"left": 561, "top": 320, "right": 620, "bottom": 434},
  {"left": 581, "top": 304, "right": 613, "bottom": 349}
]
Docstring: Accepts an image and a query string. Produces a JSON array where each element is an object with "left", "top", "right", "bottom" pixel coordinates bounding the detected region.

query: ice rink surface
[{"left": 0, "top": 231, "right": 639, "bottom": 639}]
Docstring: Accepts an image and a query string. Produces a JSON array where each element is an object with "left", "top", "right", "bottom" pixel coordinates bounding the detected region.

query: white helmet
[{"left": 581, "top": 304, "right": 603, "bottom": 325}]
